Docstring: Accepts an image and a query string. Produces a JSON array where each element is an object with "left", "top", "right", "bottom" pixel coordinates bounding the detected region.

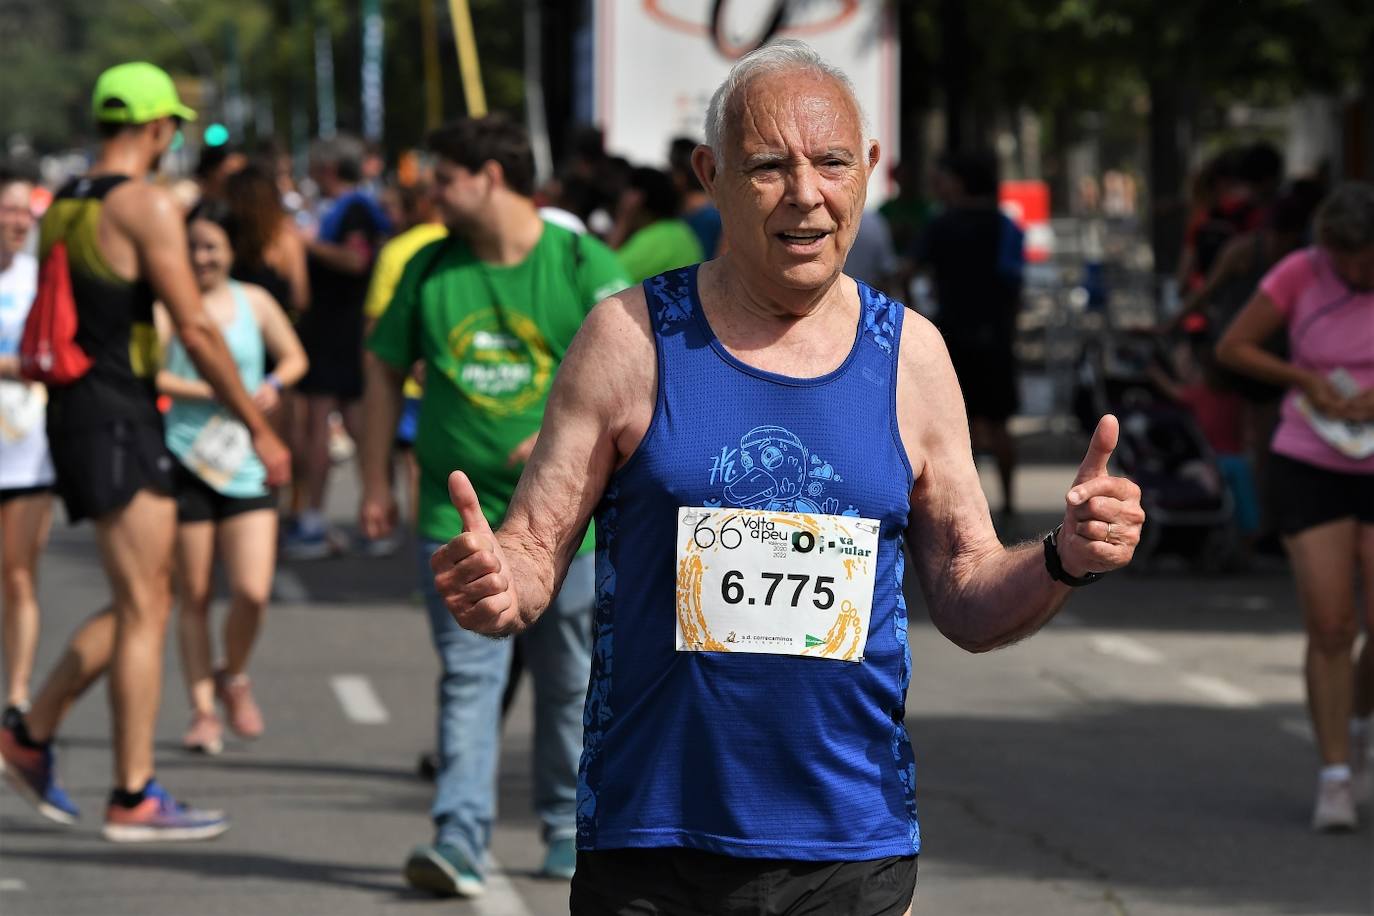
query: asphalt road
[{"left": 1, "top": 462, "right": 1371, "bottom": 915}]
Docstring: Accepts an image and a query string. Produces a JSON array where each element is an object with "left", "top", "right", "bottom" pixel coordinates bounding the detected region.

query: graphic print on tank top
[{"left": 578, "top": 266, "right": 920, "bottom": 861}]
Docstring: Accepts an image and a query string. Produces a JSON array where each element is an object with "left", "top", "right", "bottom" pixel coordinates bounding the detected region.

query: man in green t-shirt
[
  {"left": 610, "top": 165, "right": 704, "bottom": 283},
  {"left": 361, "top": 116, "right": 629, "bottom": 896}
]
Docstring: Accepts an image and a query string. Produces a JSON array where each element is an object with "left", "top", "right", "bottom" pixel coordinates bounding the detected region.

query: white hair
[{"left": 703, "top": 39, "right": 870, "bottom": 157}]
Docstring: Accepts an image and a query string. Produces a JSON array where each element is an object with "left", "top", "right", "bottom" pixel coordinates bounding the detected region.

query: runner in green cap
[{"left": 0, "top": 61, "right": 290, "bottom": 842}]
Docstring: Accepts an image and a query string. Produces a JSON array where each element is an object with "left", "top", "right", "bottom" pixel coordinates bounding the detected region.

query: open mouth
[{"left": 775, "top": 229, "right": 831, "bottom": 250}]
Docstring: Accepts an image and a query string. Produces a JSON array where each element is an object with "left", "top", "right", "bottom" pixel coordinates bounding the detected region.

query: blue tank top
[
  {"left": 164, "top": 281, "right": 267, "bottom": 498},
  {"left": 578, "top": 265, "right": 919, "bottom": 860}
]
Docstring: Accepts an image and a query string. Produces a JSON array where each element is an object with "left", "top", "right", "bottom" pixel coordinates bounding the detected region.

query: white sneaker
[{"left": 1312, "top": 778, "right": 1357, "bottom": 832}]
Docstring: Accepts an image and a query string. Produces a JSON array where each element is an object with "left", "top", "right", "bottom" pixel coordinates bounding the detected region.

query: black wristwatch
[{"left": 1043, "top": 525, "right": 1103, "bottom": 587}]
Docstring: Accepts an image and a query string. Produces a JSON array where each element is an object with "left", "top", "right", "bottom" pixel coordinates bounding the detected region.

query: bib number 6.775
[{"left": 720, "top": 571, "right": 835, "bottom": 610}]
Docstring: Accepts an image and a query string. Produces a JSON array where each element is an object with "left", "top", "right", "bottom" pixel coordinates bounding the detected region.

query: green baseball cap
[{"left": 92, "top": 62, "right": 197, "bottom": 125}]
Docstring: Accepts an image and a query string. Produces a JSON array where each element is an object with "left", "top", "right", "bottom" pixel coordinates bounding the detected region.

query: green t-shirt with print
[{"left": 367, "top": 221, "right": 630, "bottom": 548}]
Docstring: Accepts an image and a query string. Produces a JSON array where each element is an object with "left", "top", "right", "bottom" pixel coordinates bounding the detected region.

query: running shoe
[
  {"left": 216, "top": 671, "right": 264, "bottom": 739},
  {"left": 1312, "top": 777, "right": 1358, "bottom": 832},
  {"left": 404, "top": 842, "right": 485, "bottom": 898},
  {"left": 0, "top": 718, "right": 80, "bottom": 825},
  {"left": 540, "top": 837, "right": 577, "bottom": 880},
  {"left": 182, "top": 712, "right": 224, "bottom": 755},
  {"left": 282, "top": 526, "right": 333, "bottom": 560},
  {"left": 358, "top": 532, "right": 401, "bottom": 558},
  {"left": 102, "top": 779, "right": 228, "bottom": 843}
]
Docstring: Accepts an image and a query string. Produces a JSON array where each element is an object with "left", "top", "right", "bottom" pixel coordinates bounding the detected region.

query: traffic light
[{"left": 204, "top": 122, "right": 230, "bottom": 147}]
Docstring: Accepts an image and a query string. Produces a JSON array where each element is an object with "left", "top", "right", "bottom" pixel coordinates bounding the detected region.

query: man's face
[
  {"left": 433, "top": 159, "right": 492, "bottom": 229},
  {"left": 0, "top": 181, "right": 33, "bottom": 256},
  {"left": 703, "top": 71, "right": 877, "bottom": 295}
]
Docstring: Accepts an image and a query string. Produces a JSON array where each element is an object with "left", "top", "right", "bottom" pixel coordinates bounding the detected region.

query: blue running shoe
[
  {"left": 404, "top": 842, "right": 486, "bottom": 898},
  {"left": 0, "top": 718, "right": 79, "bottom": 825},
  {"left": 102, "top": 779, "right": 228, "bottom": 843}
]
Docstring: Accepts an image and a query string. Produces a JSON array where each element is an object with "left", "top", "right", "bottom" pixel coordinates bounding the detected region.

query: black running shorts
[
  {"left": 172, "top": 462, "right": 276, "bottom": 525},
  {"left": 47, "top": 419, "right": 175, "bottom": 524},
  {"left": 1270, "top": 452, "right": 1374, "bottom": 537},
  {"left": 570, "top": 847, "right": 917, "bottom": 916}
]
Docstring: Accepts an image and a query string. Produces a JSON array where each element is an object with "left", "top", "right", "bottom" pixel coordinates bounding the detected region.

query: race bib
[
  {"left": 1296, "top": 370, "right": 1374, "bottom": 460},
  {"left": 185, "top": 414, "right": 252, "bottom": 489},
  {"left": 0, "top": 380, "right": 46, "bottom": 443},
  {"left": 1296, "top": 396, "right": 1374, "bottom": 459},
  {"left": 675, "top": 507, "right": 880, "bottom": 663}
]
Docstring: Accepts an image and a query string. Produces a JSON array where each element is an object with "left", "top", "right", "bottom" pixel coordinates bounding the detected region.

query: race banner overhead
[{"left": 593, "top": 0, "right": 899, "bottom": 198}]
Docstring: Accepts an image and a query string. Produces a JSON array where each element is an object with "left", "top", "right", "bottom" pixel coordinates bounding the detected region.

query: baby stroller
[{"left": 1072, "top": 331, "right": 1239, "bottom": 569}]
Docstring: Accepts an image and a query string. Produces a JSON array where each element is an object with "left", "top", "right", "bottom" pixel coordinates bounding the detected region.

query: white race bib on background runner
[
  {"left": 0, "top": 380, "right": 46, "bottom": 443},
  {"left": 675, "top": 507, "right": 881, "bottom": 662},
  {"left": 185, "top": 414, "right": 252, "bottom": 490}
]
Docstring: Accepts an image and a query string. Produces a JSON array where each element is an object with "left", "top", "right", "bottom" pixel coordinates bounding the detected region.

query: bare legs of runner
[
  {"left": 25, "top": 489, "right": 176, "bottom": 790},
  {"left": 2, "top": 491, "right": 53, "bottom": 709},
  {"left": 176, "top": 509, "right": 275, "bottom": 730},
  {"left": 289, "top": 394, "right": 362, "bottom": 557},
  {"left": 1285, "top": 519, "right": 1371, "bottom": 765}
]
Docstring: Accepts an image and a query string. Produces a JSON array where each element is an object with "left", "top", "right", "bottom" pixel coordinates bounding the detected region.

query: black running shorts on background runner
[
  {"left": 0, "top": 485, "right": 54, "bottom": 505},
  {"left": 1270, "top": 452, "right": 1374, "bottom": 536},
  {"left": 570, "top": 848, "right": 917, "bottom": 916},
  {"left": 47, "top": 419, "right": 175, "bottom": 524},
  {"left": 172, "top": 462, "right": 276, "bottom": 524}
]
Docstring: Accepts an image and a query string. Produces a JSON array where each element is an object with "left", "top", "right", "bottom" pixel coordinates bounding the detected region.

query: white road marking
[
  {"left": 472, "top": 858, "right": 536, "bottom": 916},
  {"left": 330, "top": 675, "right": 389, "bottom": 724},
  {"left": 1089, "top": 634, "right": 1164, "bottom": 665},
  {"left": 1280, "top": 718, "right": 1313, "bottom": 743},
  {"left": 1179, "top": 673, "right": 1260, "bottom": 708},
  {"left": 0, "top": 879, "right": 26, "bottom": 892}
]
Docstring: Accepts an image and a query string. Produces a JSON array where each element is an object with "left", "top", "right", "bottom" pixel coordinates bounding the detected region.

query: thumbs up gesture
[
  {"left": 1056, "top": 415, "right": 1145, "bottom": 578},
  {"left": 429, "top": 471, "right": 522, "bottom": 635}
]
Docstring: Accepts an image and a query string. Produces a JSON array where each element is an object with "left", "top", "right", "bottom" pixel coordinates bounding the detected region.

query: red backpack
[{"left": 19, "top": 231, "right": 93, "bottom": 386}]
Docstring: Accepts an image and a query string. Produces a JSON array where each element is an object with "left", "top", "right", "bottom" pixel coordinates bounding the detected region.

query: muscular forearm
[{"left": 927, "top": 541, "right": 1071, "bottom": 653}]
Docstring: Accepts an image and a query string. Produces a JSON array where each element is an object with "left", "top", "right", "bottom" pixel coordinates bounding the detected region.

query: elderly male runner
[
  {"left": 0, "top": 62, "right": 289, "bottom": 842},
  {"left": 432, "top": 42, "right": 1144, "bottom": 914}
]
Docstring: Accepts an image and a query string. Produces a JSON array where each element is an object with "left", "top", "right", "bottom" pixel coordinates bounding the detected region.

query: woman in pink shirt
[{"left": 1219, "top": 182, "right": 1374, "bottom": 832}]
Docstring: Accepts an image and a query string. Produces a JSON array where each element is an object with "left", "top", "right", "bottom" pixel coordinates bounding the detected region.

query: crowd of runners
[{"left": 0, "top": 38, "right": 1370, "bottom": 914}]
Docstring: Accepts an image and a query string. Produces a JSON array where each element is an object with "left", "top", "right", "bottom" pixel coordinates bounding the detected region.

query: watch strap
[{"left": 1043, "top": 524, "right": 1103, "bottom": 587}]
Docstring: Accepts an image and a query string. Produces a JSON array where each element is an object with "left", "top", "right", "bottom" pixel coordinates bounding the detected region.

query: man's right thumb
[{"left": 448, "top": 471, "right": 492, "bottom": 536}]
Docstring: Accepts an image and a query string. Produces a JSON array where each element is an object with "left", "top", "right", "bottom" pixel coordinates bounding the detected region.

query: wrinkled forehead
[{"left": 724, "top": 71, "right": 865, "bottom": 161}]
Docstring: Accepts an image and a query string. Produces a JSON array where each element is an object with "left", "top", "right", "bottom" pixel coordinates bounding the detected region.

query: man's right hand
[
  {"left": 360, "top": 486, "right": 398, "bottom": 541},
  {"left": 253, "top": 427, "right": 292, "bottom": 486},
  {"left": 429, "top": 471, "right": 521, "bottom": 636}
]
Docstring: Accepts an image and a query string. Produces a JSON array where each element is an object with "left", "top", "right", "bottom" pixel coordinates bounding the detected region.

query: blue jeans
[{"left": 418, "top": 540, "right": 593, "bottom": 870}]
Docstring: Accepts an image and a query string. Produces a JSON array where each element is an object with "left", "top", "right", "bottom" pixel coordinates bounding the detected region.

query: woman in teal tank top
[{"left": 155, "top": 200, "right": 308, "bottom": 755}]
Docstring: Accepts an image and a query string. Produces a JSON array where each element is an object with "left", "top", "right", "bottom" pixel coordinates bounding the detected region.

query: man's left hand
[{"left": 1058, "top": 414, "right": 1144, "bottom": 577}]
